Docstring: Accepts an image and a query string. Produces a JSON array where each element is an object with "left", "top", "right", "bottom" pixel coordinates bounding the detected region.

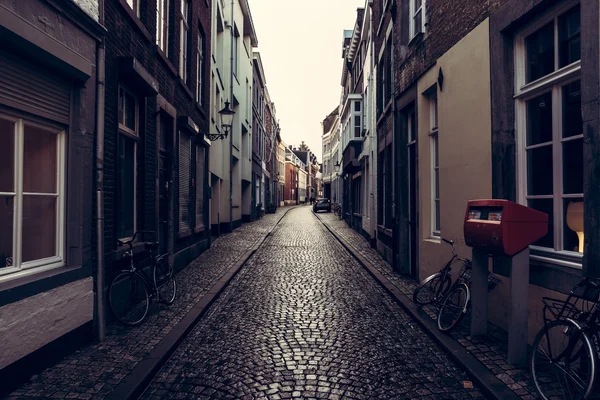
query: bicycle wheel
[
  {"left": 413, "top": 272, "right": 452, "bottom": 306},
  {"left": 531, "top": 319, "right": 595, "bottom": 400},
  {"left": 154, "top": 258, "right": 176, "bottom": 305},
  {"left": 437, "top": 283, "right": 470, "bottom": 332},
  {"left": 109, "top": 272, "right": 149, "bottom": 326}
]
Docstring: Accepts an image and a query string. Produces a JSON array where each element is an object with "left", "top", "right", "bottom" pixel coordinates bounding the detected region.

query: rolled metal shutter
[
  {"left": 178, "top": 132, "right": 191, "bottom": 232},
  {"left": 0, "top": 52, "right": 71, "bottom": 124}
]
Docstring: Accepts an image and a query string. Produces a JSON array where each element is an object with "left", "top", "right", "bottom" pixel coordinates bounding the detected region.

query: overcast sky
[{"left": 249, "top": 0, "right": 366, "bottom": 161}]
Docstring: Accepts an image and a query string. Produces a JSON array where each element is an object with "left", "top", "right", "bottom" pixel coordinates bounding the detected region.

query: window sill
[
  {"left": 424, "top": 236, "right": 441, "bottom": 244},
  {"left": 156, "top": 47, "right": 177, "bottom": 77},
  {"left": 408, "top": 31, "right": 424, "bottom": 47},
  {"left": 117, "top": 0, "right": 152, "bottom": 43},
  {"left": 179, "top": 79, "right": 194, "bottom": 100}
]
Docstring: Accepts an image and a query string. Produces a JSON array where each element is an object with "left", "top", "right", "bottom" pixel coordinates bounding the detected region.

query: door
[
  {"left": 407, "top": 111, "right": 418, "bottom": 278},
  {"left": 158, "top": 114, "right": 172, "bottom": 255}
]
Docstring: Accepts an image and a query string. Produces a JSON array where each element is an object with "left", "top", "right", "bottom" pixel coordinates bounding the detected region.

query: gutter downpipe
[
  {"left": 95, "top": 0, "right": 106, "bottom": 342},
  {"left": 229, "top": 0, "right": 234, "bottom": 233}
]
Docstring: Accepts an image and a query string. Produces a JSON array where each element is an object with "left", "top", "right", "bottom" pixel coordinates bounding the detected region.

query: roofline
[{"left": 240, "top": 0, "right": 258, "bottom": 47}]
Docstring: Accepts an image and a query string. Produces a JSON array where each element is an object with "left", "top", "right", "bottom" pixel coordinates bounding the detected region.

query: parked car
[{"left": 313, "top": 198, "right": 332, "bottom": 213}]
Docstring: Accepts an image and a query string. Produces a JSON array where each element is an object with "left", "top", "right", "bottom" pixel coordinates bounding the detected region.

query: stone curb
[
  {"left": 105, "top": 208, "right": 295, "bottom": 400},
  {"left": 313, "top": 212, "right": 520, "bottom": 400}
]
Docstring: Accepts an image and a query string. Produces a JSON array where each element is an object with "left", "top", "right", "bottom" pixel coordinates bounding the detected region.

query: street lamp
[
  {"left": 207, "top": 101, "right": 235, "bottom": 141},
  {"left": 334, "top": 160, "right": 340, "bottom": 173}
]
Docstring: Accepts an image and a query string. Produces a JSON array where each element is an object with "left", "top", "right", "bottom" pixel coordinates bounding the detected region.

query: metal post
[
  {"left": 470, "top": 248, "right": 489, "bottom": 337},
  {"left": 508, "top": 248, "right": 530, "bottom": 366}
]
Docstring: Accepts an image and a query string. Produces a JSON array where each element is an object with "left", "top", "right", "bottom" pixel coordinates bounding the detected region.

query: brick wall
[{"left": 103, "top": 0, "right": 211, "bottom": 269}]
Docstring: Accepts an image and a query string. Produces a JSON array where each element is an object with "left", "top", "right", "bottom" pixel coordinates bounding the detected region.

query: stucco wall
[
  {"left": 0, "top": 278, "right": 93, "bottom": 369},
  {"left": 417, "top": 19, "right": 492, "bottom": 282},
  {"left": 72, "top": 0, "right": 99, "bottom": 21}
]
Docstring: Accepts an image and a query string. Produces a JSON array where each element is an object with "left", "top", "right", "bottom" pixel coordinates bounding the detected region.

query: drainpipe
[
  {"left": 229, "top": 0, "right": 234, "bottom": 232},
  {"left": 95, "top": 0, "right": 106, "bottom": 342}
]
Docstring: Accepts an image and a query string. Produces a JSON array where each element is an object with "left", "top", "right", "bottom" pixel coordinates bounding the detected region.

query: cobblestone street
[{"left": 141, "top": 207, "right": 484, "bottom": 399}]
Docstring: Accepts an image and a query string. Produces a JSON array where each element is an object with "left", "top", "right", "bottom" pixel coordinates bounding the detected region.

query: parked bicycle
[
  {"left": 530, "top": 277, "right": 600, "bottom": 400},
  {"left": 412, "top": 238, "right": 500, "bottom": 332},
  {"left": 333, "top": 203, "right": 342, "bottom": 218},
  {"left": 108, "top": 231, "right": 177, "bottom": 326}
]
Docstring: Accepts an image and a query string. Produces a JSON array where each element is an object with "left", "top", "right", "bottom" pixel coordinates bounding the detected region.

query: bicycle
[
  {"left": 333, "top": 203, "right": 342, "bottom": 218},
  {"left": 413, "top": 238, "right": 500, "bottom": 332},
  {"left": 530, "top": 277, "right": 600, "bottom": 400},
  {"left": 108, "top": 231, "right": 177, "bottom": 326}
]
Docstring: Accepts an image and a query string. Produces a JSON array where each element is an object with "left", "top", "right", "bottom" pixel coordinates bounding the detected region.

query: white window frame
[
  {"left": 126, "top": 0, "right": 140, "bottom": 17},
  {"left": 0, "top": 115, "right": 66, "bottom": 282},
  {"left": 156, "top": 0, "right": 169, "bottom": 54},
  {"left": 429, "top": 94, "right": 440, "bottom": 237},
  {"left": 409, "top": 0, "right": 426, "bottom": 39},
  {"left": 117, "top": 86, "right": 139, "bottom": 241},
  {"left": 514, "top": 0, "right": 583, "bottom": 267},
  {"left": 179, "top": 0, "right": 189, "bottom": 82},
  {"left": 197, "top": 29, "right": 204, "bottom": 104}
]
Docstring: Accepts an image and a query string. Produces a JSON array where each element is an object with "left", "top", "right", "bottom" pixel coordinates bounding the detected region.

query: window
[
  {"left": 179, "top": 0, "right": 189, "bottom": 83},
  {"left": 353, "top": 101, "right": 362, "bottom": 138},
  {"left": 118, "top": 87, "right": 139, "bottom": 240},
  {"left": 0, "top": 116, "right": 65, "bottom": 278},
  {"left": 179, "top": 132, "right": 191, "bottom": 233},
  {"left": 156, "top": 0, "right": 169, "bottom": 53},
  {"left": 410, "top": 0, "right": 425, "bottom": 39},
  {"left": 377, "top": 60, "right": 384, "bottom": 115},
  {"left": 385, "top": 36, "right": 392, "bottom": 104},
  {"left": 515, "top": 3, "right": 582, "bottom": 260},
  {"left": 195, "top": 145, "right": 205, "bottom": 230},
  {"left": 429, "top": 94, "right": 440, "bottom": 236},
  {"left": 233, "top": 26, "right": 239, "bottom": 77},
  {"left": 126, "top": 0, "right": 140, "bottom": 16},
  {"left": 197, "top": 29, "right": 204, "bottom": 104}
]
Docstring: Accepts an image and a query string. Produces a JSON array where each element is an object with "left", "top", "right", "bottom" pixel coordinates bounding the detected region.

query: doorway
[
  {"left": 407, "top": 110, "right": 418, "bottom": 278},
  {"left": 158, "top": 114, "right": 172, "bottom": 255}
]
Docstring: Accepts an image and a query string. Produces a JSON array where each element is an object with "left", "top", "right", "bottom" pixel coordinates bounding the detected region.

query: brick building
[
  {"left": 0, "top": 0, "right": 103, "bottom": 393},
  {"left": 103, "top": 0, "right": 212, "bottom": 279}
]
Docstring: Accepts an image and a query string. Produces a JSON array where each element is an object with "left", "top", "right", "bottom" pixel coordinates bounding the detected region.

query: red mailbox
[{"left": 464, "top": 199, "right": 548, "bottom": 256}]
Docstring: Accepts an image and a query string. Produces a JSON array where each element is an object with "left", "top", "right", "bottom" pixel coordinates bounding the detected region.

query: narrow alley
[{"left": 140, "top": 207, "right": 483, "bottom": 399}]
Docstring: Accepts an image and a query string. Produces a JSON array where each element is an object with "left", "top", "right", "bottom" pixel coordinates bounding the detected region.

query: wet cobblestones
[
  {"left": 316, "top": 212, "right": 538, "bottom": 399},
  {"left": 4, "top": 210, "right": 289, "bottom": 400},
  {"left": 142, "top": 207, "right": 485, "bottom": 399}
]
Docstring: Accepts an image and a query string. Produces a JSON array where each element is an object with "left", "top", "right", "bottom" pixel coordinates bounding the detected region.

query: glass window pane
[
  {"left": 0, "top": 118, "right": 15, "bottom": 192},
  {"left": 23, "top": 125, "right": 58, "bottom": 194},
  {"left": 415, "top": 11, "right": 422, "bottom": 34},
  {"left": 527, "top": 92, "right": 553, "bottom": 146},
  {"left": 435, "top": 200, "right": 440, "bottom": 231},
  {"left": 527, "top": 145, "right": 553, "bottom": 195},
  {"left": 435, "top": 168, "right": 439, "bottom": 197},
  {"left": 125, "top": 92, "right": 137, "bottom": 132},
  {"left": 525, "top": 22, "right": 555, "bottom": 83},
  {"left": 354, "top": 101, "right": 361, "bottom": 112},
  {"left": 528, "top": 198, "right": 554, "bottom": 248},
  {"left": 22, "top": 195, "right": 56, "bottom": 262},
  {"left": 117, "top": 136, "right": 135, "bottom": 239},
  {"left": 415, "top": 0, "right": 422, "bottom": 10},
  {"left": 563, "top": 138, "right": 583, "bottom": 194},
  {"left": 562, "top": 80, "right": 582, "bottom": 138},
  {"left": 564, "top": 199, "right": 584, "bottom": 253},
  {"left": 118, "top": 88, "right": 125, "bottom": 125},
  {"left": 0, "top": 195, "right": 14, "bottom": 268},
  {"left": 559, "top": 5, "right": 581, "bottom": 68}
]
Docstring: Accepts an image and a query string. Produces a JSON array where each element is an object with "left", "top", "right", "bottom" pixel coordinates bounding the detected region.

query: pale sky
[{"left": 248, "top": 0, "right": 366, "bottom": 161}]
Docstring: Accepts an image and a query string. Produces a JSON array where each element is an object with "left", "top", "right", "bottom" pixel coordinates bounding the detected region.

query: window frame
[
  {"left": 0, "top": 114, "right": 66, "bottom": 282},
  {"left": 117, "top": 86, "right": 139, "bottom": 242},
  {"left": 514, "top": 0, "right": 583, "bottom": 267},
  {"left": 429, "top": 94, "right": 440, "bottom": 238},
  {"left": 179, "top": 0, "right": 190, "bottom": 83},
  {"left": 409, "top": 0, "right": 426, "bottom": 39},
  {"left": 126, "top": 0, "right": 140, "bottom": 17},
  {"left": 197, "top": 28, "right": 204, "bottom": 104},
  {"left": 156, "top": 0, "right": 169, "bottom": 54}
]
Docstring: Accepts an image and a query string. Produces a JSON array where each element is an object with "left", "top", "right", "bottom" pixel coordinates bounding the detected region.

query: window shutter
[
  {"left": 0, "top": 52, "right": 70, "bottom": 124},
  {"left": 195, "top": 146, "right": 205, "bottom": 228},
  {"left": 179, "top": 132, "right": 191, "bottom": 232}
]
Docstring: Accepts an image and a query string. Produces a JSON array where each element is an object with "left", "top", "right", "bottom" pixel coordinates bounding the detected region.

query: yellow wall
[{"left": 417, "top": 18, "right": 493, "bottom": 281}]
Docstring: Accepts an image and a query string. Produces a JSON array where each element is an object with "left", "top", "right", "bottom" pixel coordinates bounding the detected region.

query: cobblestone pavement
[
  {"left": 316, "top": 212, "right": 538, "bottom": 399},
  {"left": 142, "top": 207, "right": 484, "bottom": 399},
  {"left": 4, "top": 209, "right": 290, "bottom": 400}
]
